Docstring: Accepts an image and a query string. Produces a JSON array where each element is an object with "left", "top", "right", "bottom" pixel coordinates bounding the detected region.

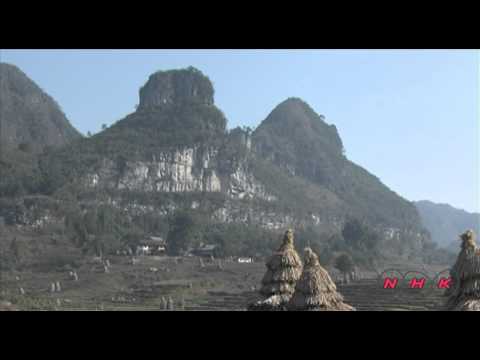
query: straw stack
[
  {"left": 288, "top": 247, "right": 355, "bottom": 311},
  {"left": 249, "top": 229, "right": 303, "bottom": 310},
  {"left": 446, "top": 230, "right": 480, "bottom": 311}
]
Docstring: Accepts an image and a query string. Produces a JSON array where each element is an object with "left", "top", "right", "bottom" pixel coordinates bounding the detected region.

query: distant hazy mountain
[{"left": 415, "top": 200, "right": 480, "bottom": 248}]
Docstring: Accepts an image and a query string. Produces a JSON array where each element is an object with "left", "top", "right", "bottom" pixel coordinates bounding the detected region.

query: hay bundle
[
  {"left": 249, "top": 229, "right": 302, "bottom": 310},
  {"left": 260, "top": 229, "right": 302, "bottom": 297},
  {"left": 446, "top": 230, "right": 480, "bottom": 311},
  {"left": 288, "top": 248, "right": 355, "bottom": 311}
]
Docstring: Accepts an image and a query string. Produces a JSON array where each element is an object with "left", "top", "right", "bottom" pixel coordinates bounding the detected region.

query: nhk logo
[{"left": 379, "top": 269, "right": 452, "bottom": 290}]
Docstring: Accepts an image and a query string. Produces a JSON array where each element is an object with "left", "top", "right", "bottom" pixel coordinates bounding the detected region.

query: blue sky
[{"left": 1, "top": 49, "right": 478, "bottom": 213}]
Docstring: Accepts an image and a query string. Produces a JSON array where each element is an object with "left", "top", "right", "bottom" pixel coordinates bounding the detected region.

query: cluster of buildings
[{"left": 127, "top": 236, "right": 254, "bottom": 263}]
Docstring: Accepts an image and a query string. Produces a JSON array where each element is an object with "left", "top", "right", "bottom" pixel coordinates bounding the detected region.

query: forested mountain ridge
[
  {"left": 0, "top": 63, "right": 82, "bottom": 198},
  {"left": 0, "top": 63, "right": 81, "bottom": 155},
  {"left": 252, "top": 97, "right": 423, "bottom": 232}
]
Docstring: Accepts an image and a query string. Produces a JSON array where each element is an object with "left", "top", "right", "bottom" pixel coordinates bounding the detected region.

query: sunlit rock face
[
  {"left": 115, "top": 148, "right": 221, "bottom": 193},
  {"left": 84, "top": 146, "right": 273, "bottom": 201}
]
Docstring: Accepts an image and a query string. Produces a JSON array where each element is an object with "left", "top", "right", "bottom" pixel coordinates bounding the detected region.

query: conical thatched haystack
[
  {"left": 446, "top": 230, "right": 480, "bottom": 311},
  {"left": 248, "top": 229, "right": 303, "bottom": 310},
  {"left": 288, "top": 248, "right": 355, "bottom": 311}
]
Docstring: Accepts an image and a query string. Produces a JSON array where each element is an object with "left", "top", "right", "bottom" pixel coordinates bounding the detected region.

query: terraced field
[
  {"left": 178, "top": 279, "right": 447, "bottom": 311},
  {"left": 1, "top": 254, "right": 450, "bottom": 311},
  {"left": 337, "top": 279, "right": 447, "bottom": 311},
  {"left": 36, "top": 283, "right": 447, "bottom": 311}
]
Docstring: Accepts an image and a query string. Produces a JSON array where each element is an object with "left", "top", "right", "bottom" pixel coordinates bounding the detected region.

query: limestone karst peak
[{"left": 138, "top": 67, "right": 214, "bottom": 110}]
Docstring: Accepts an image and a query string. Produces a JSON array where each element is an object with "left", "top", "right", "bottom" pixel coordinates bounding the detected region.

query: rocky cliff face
[
  {"left": 0, "top": 63, "right": 81, "bottom": 156},
  {"left": 85, "top": 145, "right": 273, "bottom": 201}
]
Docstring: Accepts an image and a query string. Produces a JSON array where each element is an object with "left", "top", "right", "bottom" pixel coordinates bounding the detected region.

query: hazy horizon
[{"left": 1, "top": 49, "right": 478, "bottom": 213}]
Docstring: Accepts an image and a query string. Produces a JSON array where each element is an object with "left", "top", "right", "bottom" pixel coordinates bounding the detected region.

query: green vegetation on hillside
[
  {"left": 252, "top": 97, "right": 425, "bottom": 234},
  {"left": 0, "top": 62, "right": 81, "bottom": 155}
]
